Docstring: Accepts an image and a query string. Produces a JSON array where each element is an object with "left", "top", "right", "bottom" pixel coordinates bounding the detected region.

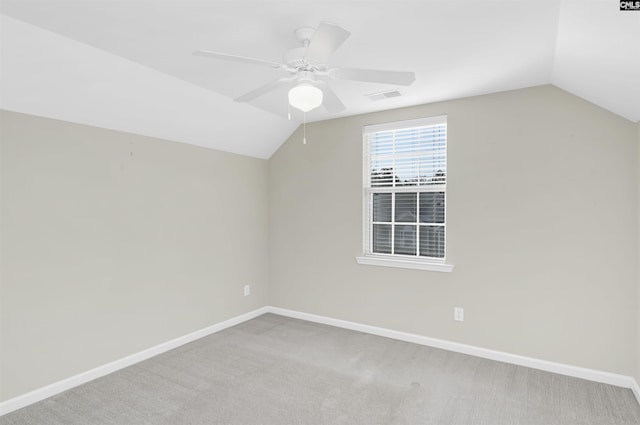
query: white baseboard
[
  {"left": 266, "top": 306, "right": 640, "bottom": 405},
  {"left": 632, "top": 378, "right": 640, "bottom": 405},
  {"left": 0, "top": 307, "right": 269, "bottom": 416},
  {"left": 2, "top": 305, "right": 638, "bottom": 416}
]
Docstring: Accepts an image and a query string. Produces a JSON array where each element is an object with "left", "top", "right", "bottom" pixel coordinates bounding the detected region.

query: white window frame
[{"left": 356, "top": 116, "right": 454, "bottom": 272}]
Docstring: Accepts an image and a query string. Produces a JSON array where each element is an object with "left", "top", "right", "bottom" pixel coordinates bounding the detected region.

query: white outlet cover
[{"left": 454, "top": 307, "right": 464, "bottom": 322}]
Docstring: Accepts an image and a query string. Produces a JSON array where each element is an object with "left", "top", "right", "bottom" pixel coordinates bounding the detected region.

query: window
[{"left": 356, "top": 116, "right": 453, "bottom": 272}]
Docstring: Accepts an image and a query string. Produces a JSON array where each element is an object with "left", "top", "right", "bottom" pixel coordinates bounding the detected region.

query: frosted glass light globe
[{"left": 288, "top": 83, "right": 323, "bottom": 112}]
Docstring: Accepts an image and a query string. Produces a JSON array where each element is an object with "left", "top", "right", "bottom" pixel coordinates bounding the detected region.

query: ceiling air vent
[{"left": 366, "top": 90, "right": 402, "bottom": 101}]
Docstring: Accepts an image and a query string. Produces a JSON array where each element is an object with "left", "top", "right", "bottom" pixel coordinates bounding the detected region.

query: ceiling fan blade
[
  {"left": 316, "top": 82, "right": 346, "bottom": 113},
  {"left": 194, "top": 50, "right": 284, "bottom": 69},
  {"left": 304, "top": 22, "right": 351, "bottom": 64},
  {"left": 234, "top": 77, "right": 294, "bottom": 103},
  {"left": 332, "top": 68, "right": 416, "bottom": 86}
]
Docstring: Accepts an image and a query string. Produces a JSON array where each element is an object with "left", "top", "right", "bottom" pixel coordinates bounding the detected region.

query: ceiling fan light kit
[
  {"left": 288, "top": 83, "right": 323, "bottom": 112},
  {"left": 194, "top": 22, "right": 416, "bottom": 117}
]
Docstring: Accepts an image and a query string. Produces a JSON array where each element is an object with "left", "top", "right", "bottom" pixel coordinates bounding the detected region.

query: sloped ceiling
[{"left": 1, "top": 0, "right": 638, "bottom": 159}]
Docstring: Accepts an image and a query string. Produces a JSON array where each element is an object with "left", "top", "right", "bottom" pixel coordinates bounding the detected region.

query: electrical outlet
[
  {"left": 244, "top": 285, "right": 251, "bottom": 297},
  {"left": 454, "top": 307, "right": 464, "bottom": 322}
]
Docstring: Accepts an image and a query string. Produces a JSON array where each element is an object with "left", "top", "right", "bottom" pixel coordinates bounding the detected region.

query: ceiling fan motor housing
[{"left": 283, "top": 47, "right": 309, "bottom": 69}]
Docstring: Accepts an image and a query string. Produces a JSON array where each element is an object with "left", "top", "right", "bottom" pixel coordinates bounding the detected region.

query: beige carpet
[{"left": 2, "top": 313, "right": 639, "bottom": 424}]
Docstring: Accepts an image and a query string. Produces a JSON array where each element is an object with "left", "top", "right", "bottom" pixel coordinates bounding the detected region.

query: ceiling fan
[{"left": 193, "top": 22, "right": 416, "bottom": 115}]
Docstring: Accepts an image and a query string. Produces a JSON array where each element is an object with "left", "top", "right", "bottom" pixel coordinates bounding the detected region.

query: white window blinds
[{"left": 364, "top": 116, "right": 447, "bottom": 260}]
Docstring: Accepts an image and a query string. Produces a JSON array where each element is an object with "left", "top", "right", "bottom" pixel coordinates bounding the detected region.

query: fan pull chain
[{"left": 303, "top": 112, "right": 307, "bottom": 145}]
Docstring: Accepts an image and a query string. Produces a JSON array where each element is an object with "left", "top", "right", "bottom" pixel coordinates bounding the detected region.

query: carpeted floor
[{"left": 2, "top": 313, "right": 639, "bottom": 424}]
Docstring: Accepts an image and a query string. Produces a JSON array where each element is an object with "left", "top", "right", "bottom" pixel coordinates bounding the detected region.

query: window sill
[{"left": 355, "top": 255, "right": 454, "bottom": 272}]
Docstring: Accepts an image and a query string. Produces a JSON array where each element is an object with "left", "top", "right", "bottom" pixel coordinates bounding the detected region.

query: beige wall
[
  {"left": 268, "top": 85, "right": 638, "bottom": 376},
  {"left": 0, "top": 111, "right": 269, "bottom": 401}
]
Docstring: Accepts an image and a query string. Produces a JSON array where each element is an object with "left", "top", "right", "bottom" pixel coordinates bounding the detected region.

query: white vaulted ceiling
[{"left": 1, "top": 0, "right": 638, "bottom": 158}]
